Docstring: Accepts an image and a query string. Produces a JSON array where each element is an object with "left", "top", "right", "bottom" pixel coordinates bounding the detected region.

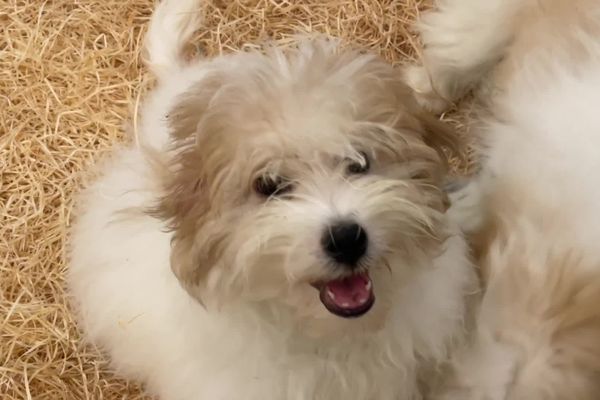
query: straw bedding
[{"left": 1, "top": 1, "right": 470, "bottom": 398}]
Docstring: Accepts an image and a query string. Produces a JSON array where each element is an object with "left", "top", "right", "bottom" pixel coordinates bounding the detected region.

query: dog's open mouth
[{"left": 313, "top": 272, "right": 375, "bottom": 318}]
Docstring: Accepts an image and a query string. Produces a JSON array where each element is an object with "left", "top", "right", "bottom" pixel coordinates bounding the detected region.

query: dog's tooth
[
  {"left": 327, "top": 289, "right": 336, "bottom": 301},
  {"left": 366, "top": 280, "right": 372, "bottom": 291},
  {"left": 341, "top": 302, "right": 350, "bottom": 308}
]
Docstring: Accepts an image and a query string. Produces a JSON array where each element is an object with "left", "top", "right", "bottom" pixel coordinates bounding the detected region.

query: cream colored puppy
[
  {"left": 68, "top": 0, "right": 475, "bottom": 399},
  {"left": 408, "top": 0, "right": 600, "bottom": 398}
]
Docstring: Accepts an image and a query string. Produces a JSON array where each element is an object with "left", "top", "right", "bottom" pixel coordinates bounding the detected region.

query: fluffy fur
[
  {"left": 68, "top": 1, "right": 475, "bottom": 399},
  {"left": 409, "top": 0, "right": 600, "bottom": 398}
]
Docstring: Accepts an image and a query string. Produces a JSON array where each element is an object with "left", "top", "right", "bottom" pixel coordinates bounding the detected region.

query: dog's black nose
[{"left": 322, "top": 221, "right": 368, "bottom": 266}]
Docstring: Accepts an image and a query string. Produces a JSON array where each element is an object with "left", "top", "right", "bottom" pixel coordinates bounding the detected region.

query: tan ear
[
  {"left": 150, "top": 142, "right": 215, "bottom": 292},
  {"left": 169, "top": 222, "right": 230, "bottom": 301},
  {"left": 168, "top": 75, "right": 223, "bottom": 141},
  {"left": 149, "top": 76, "right": 229, "bottom": 295},
  {"left": 415, "top": 110, "right": 465, "bottom": 166},
  {"left": 155, "top": 72, "right": 227, "bottom": 223}
]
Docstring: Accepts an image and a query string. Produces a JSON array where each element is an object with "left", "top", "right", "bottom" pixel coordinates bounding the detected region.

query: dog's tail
[{"left": 144, "top": 0, "right": 203, "bottom": 79}]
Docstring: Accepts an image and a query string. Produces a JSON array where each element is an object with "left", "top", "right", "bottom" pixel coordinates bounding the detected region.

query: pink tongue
[{"left": 325, "top": 273, "right": 372, "bottom": 309}]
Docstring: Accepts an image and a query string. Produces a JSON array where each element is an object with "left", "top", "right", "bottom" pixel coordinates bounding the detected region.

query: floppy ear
[
  {"left": 414, "top": 110, "right": 465, "bottom": 166},
  {"left": 155, "top": 94, "right": 208, "bottom": 226},
  {"left": 388, "top": 75, "right": 465, "bottom": 168},
  {"left": 155, "top": 73, "right": 227, "bottom": 223},
  {"left": 149, "top": 76, "right": 230, "bottom": 298},
  {"left": 167, "top": 74, "right": 224, "bottom": 140}
]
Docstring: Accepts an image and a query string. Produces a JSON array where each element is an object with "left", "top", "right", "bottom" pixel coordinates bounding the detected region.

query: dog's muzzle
[{"left": 314, "top": 220, "right": 375, "bottom": 318}]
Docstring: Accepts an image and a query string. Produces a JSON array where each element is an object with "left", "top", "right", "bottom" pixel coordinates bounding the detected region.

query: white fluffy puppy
[
  {"left": 408, "top": 0, "right": 600, "bottom": 398},
  {"left": 68, "top": 1, "right": 475, "bottom": 399}
]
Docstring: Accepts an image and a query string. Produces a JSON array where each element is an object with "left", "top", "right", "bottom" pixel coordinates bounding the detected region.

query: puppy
[
  {"left": 68, "top": 0, "right": 475, "bottom": 398},
  {"left": 408, "top": 0, "right": 600, "bottom": 398}
]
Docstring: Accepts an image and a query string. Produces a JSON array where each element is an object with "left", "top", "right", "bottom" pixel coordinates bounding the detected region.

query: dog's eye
[
  {"left": 254, "top": 175, "right": 293, "bottom": 197},
  {"left": 346, "top": 151, "right": 370, "bottom": 174}
]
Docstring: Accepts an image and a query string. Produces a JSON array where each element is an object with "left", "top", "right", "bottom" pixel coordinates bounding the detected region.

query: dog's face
[{"left": 155, "top": 41, "right": 458, "bottom": 335}]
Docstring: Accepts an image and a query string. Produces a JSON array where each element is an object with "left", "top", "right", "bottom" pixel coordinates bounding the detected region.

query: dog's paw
[{"left": 403, "top": 64, "right": 451, "bottom": 114}]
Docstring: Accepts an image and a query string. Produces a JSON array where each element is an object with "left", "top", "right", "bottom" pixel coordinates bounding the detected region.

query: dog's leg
[
  {"left": 405, "top": 0, "right": 525, "bottom": 113},
  {"left": 144, "top": 0, "right": 204, "bottom": 80}
]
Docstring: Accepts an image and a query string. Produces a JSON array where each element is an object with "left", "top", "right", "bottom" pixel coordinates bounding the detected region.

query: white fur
[
  {"left": 68, "top": 1, "right": 475, "bottom": 399},
  {"left": 410, "top": 0, "right": 600, "bottom": 398}
]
